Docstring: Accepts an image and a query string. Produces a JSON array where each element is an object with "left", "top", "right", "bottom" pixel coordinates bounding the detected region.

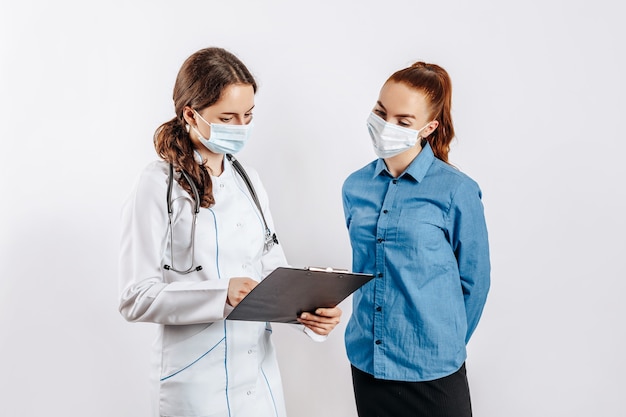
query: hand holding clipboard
[{"left": 226, "top": 267, "right": 374, "bottom": 323}]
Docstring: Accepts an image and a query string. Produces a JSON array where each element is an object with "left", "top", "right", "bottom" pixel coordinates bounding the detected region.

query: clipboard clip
[{"left": 306, "top": 266, "right": 350, "bottom": 273}]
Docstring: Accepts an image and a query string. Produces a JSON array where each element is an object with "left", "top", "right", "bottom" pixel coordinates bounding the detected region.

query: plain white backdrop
[{"left": 1, "top": 1, "right": 625, "bottom": 416}]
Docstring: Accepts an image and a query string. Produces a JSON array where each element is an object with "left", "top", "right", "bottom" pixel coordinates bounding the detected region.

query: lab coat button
[
  {"left": 219, "top": 183, "right": 225, "bottom": 188},
  {"left": 248, "top": 349, "right": 253, "bottom": 354},
  {"left": 247, "top": 390, "right": 252, "bottom": 395}
]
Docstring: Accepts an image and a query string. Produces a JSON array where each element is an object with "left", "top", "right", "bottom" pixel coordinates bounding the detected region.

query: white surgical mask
[
  {"left": 191, "top": 110, "right": 253, "bottom": 154},
  {"left": 367, "top": 112, "right": 430, "bottom": 159}
]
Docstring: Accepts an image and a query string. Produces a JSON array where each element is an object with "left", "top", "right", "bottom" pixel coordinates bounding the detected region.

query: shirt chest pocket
[{"left": 395, "top": 204, "right": 448, "bottom": 252}]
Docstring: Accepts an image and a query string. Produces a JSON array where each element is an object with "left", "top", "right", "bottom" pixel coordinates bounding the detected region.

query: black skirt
[{"left": 351, "top": 363, "right": 472, "bottom": 417}]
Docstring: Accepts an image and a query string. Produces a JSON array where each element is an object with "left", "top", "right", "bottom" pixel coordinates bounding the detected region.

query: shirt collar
[{"left": 373, "top": 141, "right": 435, "bottom": 182}]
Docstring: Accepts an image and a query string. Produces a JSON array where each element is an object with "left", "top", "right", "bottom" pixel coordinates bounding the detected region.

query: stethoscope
[{"left": 163, "top": 154, "right": 278, "bottom": 274}]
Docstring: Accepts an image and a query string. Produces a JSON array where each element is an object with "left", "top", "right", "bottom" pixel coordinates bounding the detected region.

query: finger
[
  {"left": 313, "top": 307, "right": 342, "bottom": 318},
  {"left": 297, "top": 317, "right": 338, "bottom": 334},
  {"left": 301, "top": 312, "right": 341, "bottom": 325},
  {"left": 302, "top": 322, "right": 331, "bottom": 335}
]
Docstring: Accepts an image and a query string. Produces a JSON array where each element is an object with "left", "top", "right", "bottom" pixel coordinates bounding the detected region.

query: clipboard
[{"left": 226, "top": 267, "right": 374, "bottom": 323}]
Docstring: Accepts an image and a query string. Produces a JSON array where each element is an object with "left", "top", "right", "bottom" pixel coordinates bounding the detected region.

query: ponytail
[{"left": 154, "top": 117, "right": 214, "bottom": 208}]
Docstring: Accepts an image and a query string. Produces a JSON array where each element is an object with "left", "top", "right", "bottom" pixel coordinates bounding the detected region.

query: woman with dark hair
[
  {"left": 119, "top": 47, "right": 341, "bottom": 417},
  {"left": 342, "top": 61, "right": 491, "bottom": 417}
]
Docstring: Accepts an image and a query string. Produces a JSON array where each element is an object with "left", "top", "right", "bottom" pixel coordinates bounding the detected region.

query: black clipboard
[{"left": 226, "top": 267, "right": 374, "bottom": 323}]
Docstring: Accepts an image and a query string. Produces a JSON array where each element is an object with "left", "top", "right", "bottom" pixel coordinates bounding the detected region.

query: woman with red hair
[{"left": 342, "top": 61, "right": 491, "bottom": 417}]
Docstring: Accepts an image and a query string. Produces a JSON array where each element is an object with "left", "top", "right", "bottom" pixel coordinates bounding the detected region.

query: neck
[
  {"left": 201, "top": 151, "right": 225, "bottom": 176},
  {"left": 384, "top": 143, "right": 423, "bottom": 177}
]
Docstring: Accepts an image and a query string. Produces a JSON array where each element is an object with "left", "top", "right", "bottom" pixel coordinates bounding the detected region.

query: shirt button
[
  {"left": 377, "top": 273, "right": 383, "bottom": 278},
  {"left": 392, "top": 179, "right": 398, "bottom": 184},
  {"left": 220, "top": 183, "right": 225, "bottom": 188},
  {"left": 377, "top": 238, "right": 384, "bottom": 243},
  {"left": 242, "top": 264, "right": 248, "bottom": 269},
  {"left": 383, "top": 209, "right": 388, "bottom": 214},
  {"left": 236, "top": 222, "right": 243, "bottom": 228},
  {"left": 375, "top": 340, "right": 382, "bottom": 345},
  {"left": 376, "top": 306, "right": 382, "bottom": 312}
]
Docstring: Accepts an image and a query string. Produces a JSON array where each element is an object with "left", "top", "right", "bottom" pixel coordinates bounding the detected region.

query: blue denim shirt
[{"left": 342, "top": 143, "right": 490, "bottom": 382}]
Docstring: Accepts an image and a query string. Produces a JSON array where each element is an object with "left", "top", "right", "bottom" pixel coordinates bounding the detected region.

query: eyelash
[
  {"left": 220, "top": 113, "right": 253, "bottom": 123},
  {"left": 376, "top": 109, "right": 410, "bottom": 127}
]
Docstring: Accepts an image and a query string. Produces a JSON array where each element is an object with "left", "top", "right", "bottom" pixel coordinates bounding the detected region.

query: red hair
[{"left": 388, "top": 62, "right": 455, "bottom": 163}]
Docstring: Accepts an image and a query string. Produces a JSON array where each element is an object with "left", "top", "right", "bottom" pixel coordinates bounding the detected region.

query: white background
[{"left": 1, "top": 1, "right": 625, "bottom": 416}]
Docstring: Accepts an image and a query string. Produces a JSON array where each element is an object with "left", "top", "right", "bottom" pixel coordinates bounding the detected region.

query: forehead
[
  {"left": 211, "top": 83, "right": 255, "bottom": 110},
  {"left": 378, "top": 81, "right": 429, "bottom": 114}
]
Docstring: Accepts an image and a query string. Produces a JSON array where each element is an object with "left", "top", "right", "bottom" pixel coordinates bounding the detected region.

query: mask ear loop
[{"left": 418, "top": 120, "right": 438, "bottom": 148}]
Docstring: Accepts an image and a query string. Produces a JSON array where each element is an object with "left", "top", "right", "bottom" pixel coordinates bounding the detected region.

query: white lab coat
[{"left": 119, "top": 159, "right": 302, "bottom": 417}]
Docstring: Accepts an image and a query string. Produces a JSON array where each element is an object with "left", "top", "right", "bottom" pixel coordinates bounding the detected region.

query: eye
[
  {"left": 398, "top": 120, "right": 411, "bottom": 127},
  {"left": 374, "top": 109, "right": 386, "bottom": 118},
  {"left": 220, "top": 117, "right": 233, "bottom": 123}
]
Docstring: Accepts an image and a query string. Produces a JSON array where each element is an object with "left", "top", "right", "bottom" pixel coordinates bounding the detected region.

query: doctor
[{"left": 119, "top": 47, "right": 341, "bottom": 417}]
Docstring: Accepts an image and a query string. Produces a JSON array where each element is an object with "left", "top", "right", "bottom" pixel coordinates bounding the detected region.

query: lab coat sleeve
[
  {"left": 118, "top": 162, "right": 230, "bottom": 325},
  {"left": 245, "top": 167, "right": 329, "bottom": 342}
]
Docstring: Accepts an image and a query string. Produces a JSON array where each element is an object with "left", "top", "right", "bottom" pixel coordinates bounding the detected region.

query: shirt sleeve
[
  {"left": 118, "top": 164, "right": 231, "bottom": 325},
  {"left": 342, "top": 179, "right": 353, "bottom": 229},
  {"left": 447, "top": 179, "right": 491, "bottom": 343}
]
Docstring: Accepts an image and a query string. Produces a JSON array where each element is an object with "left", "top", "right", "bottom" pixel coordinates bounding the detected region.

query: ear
[
  {"left": 421, "top": 120, "right": 439, "bottom": 138},
  {"left": 182, "top": 106, "right": 197, "bottom": 127}
]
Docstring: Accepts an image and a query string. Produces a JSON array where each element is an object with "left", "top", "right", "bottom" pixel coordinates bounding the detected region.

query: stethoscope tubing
[
  {"left": 163, "top": 163, "right": 203, "bottom": 274},
  {"left": 163, "top": 155, "right": 277, "bottom": 275}
]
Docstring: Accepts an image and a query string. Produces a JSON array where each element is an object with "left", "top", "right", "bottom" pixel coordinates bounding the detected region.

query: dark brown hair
[
  {"left": 388, "top": 62, "right": 455, "bottom": 163},
  {"left": 154, "top": 47, "right": 257, "bottom": 208}
]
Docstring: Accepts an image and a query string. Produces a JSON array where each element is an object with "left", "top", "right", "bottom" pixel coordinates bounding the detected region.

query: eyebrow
[
  {"left": 220, "top": 105, "right": 255, "bottom": 116},
  {"left": 376, "top": 101, "right": 416, "bottom": 119}
]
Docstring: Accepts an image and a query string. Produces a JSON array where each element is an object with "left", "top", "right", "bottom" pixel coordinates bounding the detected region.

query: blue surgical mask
[
  {"left": 191, "top": 110, "right": 253, "bottom": 154},
  {"left": 367, "top": 112, "right": 430, "bottom": 159}
]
